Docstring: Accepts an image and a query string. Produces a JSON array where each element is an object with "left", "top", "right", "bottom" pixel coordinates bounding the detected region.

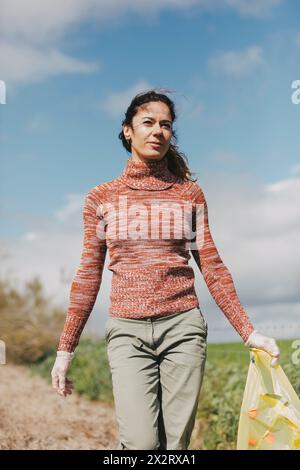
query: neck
[{"left": 119, "top": 154, "right": 179, "bottom": 191}]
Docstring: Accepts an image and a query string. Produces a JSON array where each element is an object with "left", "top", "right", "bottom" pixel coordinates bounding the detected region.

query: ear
[{"left": 123, "top": 124, "right": 131, "bottom": 141}]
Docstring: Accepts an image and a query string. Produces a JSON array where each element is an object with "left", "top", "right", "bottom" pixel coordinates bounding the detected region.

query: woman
[{"left": 51, "top": 89, "right": 280, "bottom": 450}]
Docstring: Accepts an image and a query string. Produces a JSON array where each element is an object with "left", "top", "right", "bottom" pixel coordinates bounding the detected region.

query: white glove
[
  {"left": 245, "top": 330, "right": 280, "bottom": 367},
  {"left": 51, "top": 351, "right": 75, "bottom": 397}
]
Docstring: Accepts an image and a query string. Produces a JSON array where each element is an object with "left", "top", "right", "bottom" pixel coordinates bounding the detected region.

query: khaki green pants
[{"left": 105, "top": 306, "right": 207, "bottom": 450}]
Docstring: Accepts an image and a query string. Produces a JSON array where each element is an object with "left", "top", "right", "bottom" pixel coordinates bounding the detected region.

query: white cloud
[
  {"left": 54, "top": 193, "right": 84, "bottom": 222},
  {"left": 0, "top": 41, "right": 99, "bottom": 85},
  {"left": 23, "top": 231, "right": 41, "bottom": 241},
  {"left": 0, "top": 0, "right": 202, "bottom": 45},
  {"left": 208, "top": 46, "right": 264, "bottom": 78},
  {"left": 177, "top": 98, "right": 205, "bottom": 120},
  {"left": 191, "top": 166, "right": 300, "bottom": 340},
  {"left": 1, "top": 0, "right": 87, "bottom": 45},
  {"left": 0, "top": 0, "right": 284, "bottom": 46},
  {"left": 0, "top": 0, "right": 283, "bottom": 86},
  {"left": 1, "top": 166, "right": 300, "bottom": 342},
  {"left": 100, "top": 80, "right": 154, "bottom": 117},
  {"left": 225, "top": 0, "right": 284, "bottom": 18},
  {"left": 291, "top": 163, "right": 300, "bottom": 175}
]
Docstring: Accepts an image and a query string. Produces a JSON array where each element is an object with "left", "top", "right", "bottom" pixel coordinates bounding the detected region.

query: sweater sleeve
[
  {"left": 57, "top": 187, "right": 107, "bottom": 352},
  {"left": 190, "top": 184, "right": 254, "bottom": 342}
]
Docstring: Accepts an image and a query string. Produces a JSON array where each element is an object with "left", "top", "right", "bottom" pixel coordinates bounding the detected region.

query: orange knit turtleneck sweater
[{"left": 58, "top": 156, "right": 254, "bottom": 352}]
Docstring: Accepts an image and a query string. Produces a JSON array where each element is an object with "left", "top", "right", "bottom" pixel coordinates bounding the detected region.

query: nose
[{"left": 152, "top": 123, "right": 163, "bottom": 135}]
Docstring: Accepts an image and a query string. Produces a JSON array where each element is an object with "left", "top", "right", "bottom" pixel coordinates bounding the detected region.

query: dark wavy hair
[{"left": 118, "top": 89, "right": 197, "bottom": 182}]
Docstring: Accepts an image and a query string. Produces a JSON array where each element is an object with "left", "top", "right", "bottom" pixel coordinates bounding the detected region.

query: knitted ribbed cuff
[{"left": 57, "top": 350, "right": 75, "bottom": 359}]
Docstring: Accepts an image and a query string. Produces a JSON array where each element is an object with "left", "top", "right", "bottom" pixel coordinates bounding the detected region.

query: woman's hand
[
  {"left": 51, "top": 351, "right": 74, "bottom": 397},
  {"left": 245, "top": 330, "right": 280, "bottom": 367}
]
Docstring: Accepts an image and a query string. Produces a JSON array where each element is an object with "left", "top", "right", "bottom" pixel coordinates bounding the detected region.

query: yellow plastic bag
[{"left": 237, "top": 349, "right": 300, "bottom": 450}]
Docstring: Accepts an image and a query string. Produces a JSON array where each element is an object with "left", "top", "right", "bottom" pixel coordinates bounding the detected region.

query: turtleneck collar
[{"left": 119, "top": 156, "right": 179, "bottom": 191}]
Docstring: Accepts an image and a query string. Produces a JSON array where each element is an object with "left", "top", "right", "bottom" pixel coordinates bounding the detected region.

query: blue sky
[{"left": 1, "top": 0, "right": 300, "bottom": 342}]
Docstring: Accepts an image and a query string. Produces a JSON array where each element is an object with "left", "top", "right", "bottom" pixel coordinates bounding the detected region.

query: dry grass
[
  {"left": 0, "top": 363, "right": 203, "bottom": 450},
  {"left": 0, "top": 272, "right": 206, "bottom": 450},
  {"left": 0, "top": 276, "right": 66, "bottom": 364},
  {"left": 0, "top": 363, "right": 119, "bottom": 450}
]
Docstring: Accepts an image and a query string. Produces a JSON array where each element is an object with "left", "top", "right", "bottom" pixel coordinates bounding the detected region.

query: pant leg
[
  {"left": 105, "top": 317, "right": 161, "bottom": 450},
  {"left": 105, "top": 307, "right": 207, "bottom": 450},
  {"left": 154, "top": 307, "right": 208, "bottom": 450}
]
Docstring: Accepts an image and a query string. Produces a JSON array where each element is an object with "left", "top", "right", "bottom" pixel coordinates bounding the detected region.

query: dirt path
[
  {"left": 0, "top": 364, "right": 204, "bottom": 450},
  {"left": 0, "top": 364, "right": 119, "bottom": 450}
]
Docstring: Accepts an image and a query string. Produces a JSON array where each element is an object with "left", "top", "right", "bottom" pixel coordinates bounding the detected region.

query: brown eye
[{"left": 144, "top": 120, "right": 171, "bottom": 129}]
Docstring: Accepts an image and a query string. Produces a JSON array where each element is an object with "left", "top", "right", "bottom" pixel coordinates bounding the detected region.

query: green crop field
[{"left": 32, "top": 337, "right": 300, "bottom": 450}]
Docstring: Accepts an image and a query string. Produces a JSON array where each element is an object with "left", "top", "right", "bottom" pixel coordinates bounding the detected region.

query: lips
[{"left": 149, "top": 142, "right": 163, "bottom": 146}]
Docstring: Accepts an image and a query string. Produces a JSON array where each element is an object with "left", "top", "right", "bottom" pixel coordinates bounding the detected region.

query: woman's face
[{"left": 123, "top": 101, "right": 173, "bottom": 162}]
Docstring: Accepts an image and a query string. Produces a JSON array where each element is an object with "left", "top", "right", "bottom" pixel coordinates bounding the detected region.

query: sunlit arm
[{"left": 57, "top": 188, "right": 107, "bottom": 353}]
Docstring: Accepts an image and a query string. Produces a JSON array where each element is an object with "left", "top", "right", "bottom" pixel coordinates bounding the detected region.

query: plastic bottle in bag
[{"left": 237, "top": 349, "right": 300, "bottom": 450}]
